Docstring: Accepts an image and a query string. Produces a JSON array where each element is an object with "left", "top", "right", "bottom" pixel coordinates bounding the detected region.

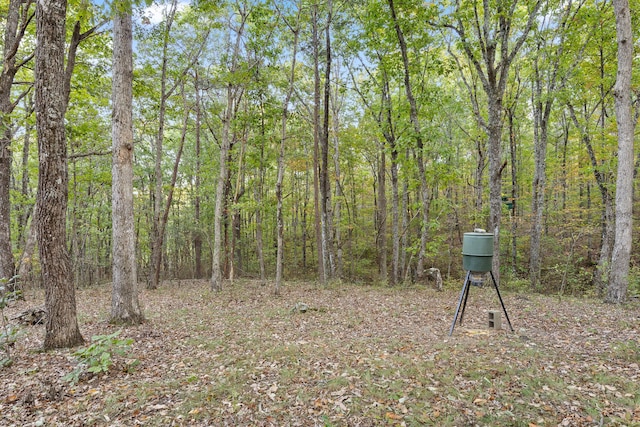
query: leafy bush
[{"left": 64, "top": 330, "right": 137, "bottom": 384}]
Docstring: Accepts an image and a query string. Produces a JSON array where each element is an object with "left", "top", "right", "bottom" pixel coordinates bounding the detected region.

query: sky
[{"left": 139, "top": 0, "right": 190, "bottom": 25}]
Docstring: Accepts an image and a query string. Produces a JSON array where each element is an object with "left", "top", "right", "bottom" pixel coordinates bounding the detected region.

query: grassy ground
[{"left": 1, "top": 279, "right": 639, "bottom": 426}]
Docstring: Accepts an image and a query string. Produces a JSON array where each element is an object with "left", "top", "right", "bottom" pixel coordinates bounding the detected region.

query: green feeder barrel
[{"left": 462, "top": 232, "right": 494, "bottom": 272}]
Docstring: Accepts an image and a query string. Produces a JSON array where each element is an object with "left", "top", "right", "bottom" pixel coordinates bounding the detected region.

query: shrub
[{"left": 64, "top": 330, "right": 137, "bottom": 384}]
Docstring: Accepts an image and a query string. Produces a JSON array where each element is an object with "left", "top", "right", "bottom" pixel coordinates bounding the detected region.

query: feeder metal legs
[{"left": 449, "top": 270, "right": 514, "bottom": 336}]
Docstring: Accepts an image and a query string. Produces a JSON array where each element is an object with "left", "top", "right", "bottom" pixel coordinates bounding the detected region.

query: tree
[
  {"left": 388, "top": 0, "right": 432, "bottom": 280},
  {"left": 319, "top": 0, "right": 336, "bottom": 283},
  {"left": 0, "top": 0, "right": 34, "bottom": 283},
  {"left": 212, "top": 2, "right": 249, "bottom": 291},
  {"left": 606, "top": 0, "right": 635, "bottom": 303},
  {"left": 35, "top": 0, "right": 84, "bottom": 349},
  {"left": 529, "top": 0, "right": 585, "bottom": 291},
  {"left": 444, "top": 0, "right": 542, "bottom": 284},
  {"left": 275, "top": 4, "right": 301, "bottom": 295},
  {"left": 110, "top": 1, "right": 144, "bottom": 325}
]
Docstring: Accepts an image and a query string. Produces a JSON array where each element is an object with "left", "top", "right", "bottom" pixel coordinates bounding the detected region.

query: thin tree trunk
[
  {"left": 193, "top": 70, "right": 203, "bottom": 278},
  {"left": 17, "top": 205, "right": 37, "bottom": 289},
  {"left": 388, "top": 0, "right": 429, "bottom": 280},
  {"left": 275, "top": 9, "right": 300, "bottom": 295},
  {"left": 148, "top": 0, "right": 178, "bottom": 290},
  {"left": 331, "top": 63, "right": 343, "bottom": 280},
  {"left": 155, "top": 85, "right": 189, "bottom": 283},
  {"left": 311, "top": 3, "right": 324, "bottom": 283},
  {"left": 254, "top": 93, "right": 267, "bottom": 284},
  {"left": 507, "top": 106, "right": 518, "bottom": 271},
  {"left": 212, "top": 9, "right": 247, "bottom": 291},
  {"left": 255, "top": 156, "right": 265, "bottom": 284},
  {"left": 0, "top": 0, "right": 34, "bottom": 282},
  {"left": 530, "top": 71, "right": 545, "bottom": 291},
  {"left": 17, "top": 95, "right": 35, "bottom": 251},
  {"left": 567, "top": 104, "right": 614, "bottom": 294},
  {"left": 320, "top": 0, "right": 335, "bottom": 282},
  {"left": 376, "top": 143, "right": 387, "bottom": 283},
  {"left": 229, "top": 127, "right": 247, "bottom": 282}
]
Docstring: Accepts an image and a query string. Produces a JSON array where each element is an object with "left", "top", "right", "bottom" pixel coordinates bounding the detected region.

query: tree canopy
[{"left": 1, "top": 0, "right": 638, "bottom": 301}]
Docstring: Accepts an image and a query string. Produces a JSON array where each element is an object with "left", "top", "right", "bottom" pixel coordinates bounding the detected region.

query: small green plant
[{"left": 64, "top": 330, "right": 136, "bottom": 384}]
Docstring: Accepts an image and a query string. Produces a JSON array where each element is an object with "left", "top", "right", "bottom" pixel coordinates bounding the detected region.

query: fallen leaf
[{"left": 386, "top": 412, "right": 403, "bottom": 420}]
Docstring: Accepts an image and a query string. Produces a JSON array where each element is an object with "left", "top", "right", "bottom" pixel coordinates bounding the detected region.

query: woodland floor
[{"left": 0, "top": 279, "right": 639, "bottom": 427}]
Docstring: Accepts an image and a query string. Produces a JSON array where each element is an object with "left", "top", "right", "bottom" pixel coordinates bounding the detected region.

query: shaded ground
[{"left": 1, "top": 280, "right": 639, "bottom": 426}]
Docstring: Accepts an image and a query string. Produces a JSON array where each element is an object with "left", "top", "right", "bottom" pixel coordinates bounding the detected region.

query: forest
[
  {"left": 0, "top": 0, "right": 639, "bottom": 339},
  {"left": 1, "top": 0, "right": 638, "bottom": 298},
  {"left": 1, "top": 0, "right": 639, "bottom": 423}
]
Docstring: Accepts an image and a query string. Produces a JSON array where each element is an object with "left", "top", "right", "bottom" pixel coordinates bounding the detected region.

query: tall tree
[
  {"left": 275, "top": 3, "right": 301, "bottom": 296},
  {"left": 0, "top": 0, "right": 34, "bottom": 283},
  {"left": 192, "top": 68, "right": 204, "bottom": 278},
  {"left": 110, "top": 1, "right": 144, "bottom": 325},
  {"left": 319, "top": 0, "right": 335, "bottom": 282},
  {"left": 606, "top": 0, "right": 635, "bottom": 303},
  {"left": 35, "top": 0, "right": 83, "bottom": 348},
  {"left": 211, "top": 2, "right": 248, "bottom": 291},
  {"left": 388, "top": 0, "right": 431, "bottom": 280},
  {"left": 310, "top": 2, "right": 325, "bottom": 282},
  {"left": 148, "top": 0, "right": 179, "bottom": 290},
  {"left": 529, "top": 0, "right": 584, "bottom": 291},
  {"left": 145, "top": 1, "right": 208, "bottom": 289},
  {"left": 444, "top": 0, "right": 542, "bottom": 283}
]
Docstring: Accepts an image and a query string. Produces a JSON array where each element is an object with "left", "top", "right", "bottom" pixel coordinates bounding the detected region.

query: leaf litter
[{"left": 1, "top": 280, "right": 638, "bottom": 426}]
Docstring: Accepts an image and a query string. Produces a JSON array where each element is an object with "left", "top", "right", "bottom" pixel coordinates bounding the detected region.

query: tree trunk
[
  {"left": 507, "top": 104, "right": 518, "bottom": 272},
  {"left": 376, "top": 143, "right": 387, "bottom": 283},
  {"left": 275, "top": 10, "right": 300, "bottom": 295},
  {"left": 0, "top": 0, "right": 34, "bottom": 282},
  {"left": 110, "top": 7, "right": 144, "bottom": 325},
  {"left": 18, "top": 95, "right": 34, "bottom": 247},
  {"left": 388, "top": 0, "right": 429, "bottom": 280},
  {"left": 487, "top": 94, "right": 504, "bottom": 285},
  {"left": 452, "top": 0, "right": 543, "bottom": 286},
  {"left": 320, "top": 0, "right": 335, "bottom": 282},
  {"left": 193, "top": 70, "right": 203, "bottom": 278},
  {"left": 148, "top": 0, "right": 178, "bottom": 290},
  {"left": 17, "top": 206, "right": 37, "bottom": 289},
  {"left": 35, "top": 0, "right": 83, "bottom": 349},
  {"left": 567, "top": 104, "right": 614, "bottom": 294},
  {"left": 311, "top": 3, "right": 325, "bottom": 283},
  {"left": 211, "top": 94, "right": 231, "bottom": 291},
  {"left": 212, "top": 9, "right": 246, "bottom": 291},
  {"left": 607, "top": 0, "right": 634, "bottom": 303},
  {"left": 331, "top": 63, "right": 343, "bottom": 280},
  {"left": 530, "top": 70, "right": 547, "bottom": 291},
  {"left": 229, "top": 129, "right": 246, "bottom": 282}
]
